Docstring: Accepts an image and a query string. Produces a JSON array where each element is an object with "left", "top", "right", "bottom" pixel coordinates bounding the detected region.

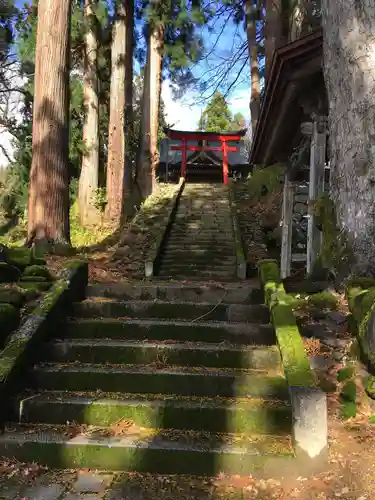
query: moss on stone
[
  {"left": 271, "top": 303, "right": 316, "bottom": 387},
  {"left": 18, "top": 282, "right": 51, "bottom": 293},
  {"left": 340, "top": 380, "right": 357, "bottom": 403},
  {"left": 23, "top": 265, "right": 52, "bottom": 280},
  {"left": 0, "top": 287, "right": 25, "bottom": 307},
  {"left": 258, "top": 260, "right": 316, "bottom": 389},
  {"left": 346, "top": 277, "right": 375, "bottom": 290},
  {"left": 19, "top": 276, "right": 48, "bottom": 283},
  {"left": 0, "top": 261, "right": 21, "bottom": 282},
  {"left": 0, "top": 337, "right": 28, "bottom": 382},
  {"left": 308, "top": 291, "right": 338, "bottom": 310},
  {"left": 365, "top": 375, "right": 375, "bottom": 399},
  {"left": 0, "top": 303, "right": 20, "bottom": 342},
  {"left": 5, "top": 247, "right": 32, "bottom": 269},
  {"left": 314, "top": 192, "right": 353, "bottom": 276},
  {"left": 337, "top": 366, "right": 355, "bottom": 382},
  {"left": 340, "top": 401, "right": 357, "bottom": 420},
  {"left": 247, "top": 164, "right": 284, "bottom": 201}
]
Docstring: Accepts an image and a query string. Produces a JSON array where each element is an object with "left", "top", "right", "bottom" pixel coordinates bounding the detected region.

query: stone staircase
[
  {"left": 0, "top": 280, "right": 296, "bottom": 476},
  {"left": 157, "top": 183, "right": 238, "bottom": 280}
]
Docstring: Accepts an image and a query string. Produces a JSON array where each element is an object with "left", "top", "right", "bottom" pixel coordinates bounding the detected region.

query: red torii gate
[{"left": 163, "top": 127, "right": 247, "bottom": 185}]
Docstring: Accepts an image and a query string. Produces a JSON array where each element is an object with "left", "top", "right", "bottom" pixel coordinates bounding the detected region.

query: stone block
[
  {"left": 21, "top": 483, "right": 65, "bottom": 500},
  {"left": 63, "top": 495, "right": 102, "bottom": 500},
  {"left": 289, "top": 385, "right": 327, "bottom": 460},
  {"left": 73, "top": 472, "right": 113, "bottom": 493}
]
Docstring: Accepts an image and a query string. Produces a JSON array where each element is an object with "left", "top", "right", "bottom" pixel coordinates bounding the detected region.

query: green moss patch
[
  {"left": 247, "top": 164, "right": 284, "bottom": 201},
  {"left": 0, "top": 262, "right": 21, "bottom": 282},
  {"left": 23, "top": 265, "right": 52, "bottom": 280},
  {"left": 0, "top": 260, "right": 88, "bottom": 403},
  {"left": 340, "top": 401, "right": 357, "bottom": 420},
  {"left": 0, "top": 303, "right": 20, "bottom": 345},
  {"left": 337, "top": 366, "right": 355, "bottom": 382},
  {"left": 365, "top": 375, "right": 375, "bottom": 399},
  {"left": 258, "top": 260, "right": 316, "bottom": 389},
  {"left": 340, "top": 381, "right": 357, "bottom": 403},
  {"left": 0, "top": 287, "right": 25, "bottom": 307},
  {"left": 5, "top": 247, "right": 45, "bottom": 270},
  {"left": 308, "top": 291, "right": 338, "bottom": 310},
  {"left": 314, "top": 192, "right": 353, "bottom": 276}
]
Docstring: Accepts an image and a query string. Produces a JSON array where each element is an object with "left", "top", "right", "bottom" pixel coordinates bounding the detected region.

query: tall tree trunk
[
  {"left": 264, "top": 0, "right": 283, "bottom": 82},
  {"left": 322, "top": 1, "right": 375, "bottom": 274},
  {"left": 78, "top": 0, "right": 99, "bottom": 226},
  {"left": 137, "top": 22, "right": 164, "bottom": 198},
  {"left": 106, "top": 0, "right": 133, "bottom": 224},
  {"left": 27, "top": 0, "right": 72, "bottom": 247},
  {"left": 245, "top": 0, "right": 261, "bottom": 135}
]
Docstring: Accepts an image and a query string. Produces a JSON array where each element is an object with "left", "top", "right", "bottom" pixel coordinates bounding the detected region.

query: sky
[
  {"left": 13, "top": 0, "right": 251, "bottom": 132},
  {"left": 161, "top": 17, "right": 251, "bottom": 131}
]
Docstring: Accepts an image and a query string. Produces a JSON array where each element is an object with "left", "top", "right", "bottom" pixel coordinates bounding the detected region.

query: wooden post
[
  {"left": 181, "top": 138, "right": 187, "bottom": 179},
  {"left": 222, "top": 140, "right": 229, "bottom": 185},
  {"left": 307, "top": 115, "right": 327, "bottom": 274},
  {"left": 280, "top": 170, "right": 294, "bottom": 279}
]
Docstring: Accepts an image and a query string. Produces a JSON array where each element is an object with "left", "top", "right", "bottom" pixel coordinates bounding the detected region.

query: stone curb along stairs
[
  {"left": 0, "top": 260, "right": 88, "bottom": 425},
  {"left": 258, "top": 259, "right": 328, "bottom": 461},
  {"left": 145, "top": 177, "right": 185, "bottom": 278}
]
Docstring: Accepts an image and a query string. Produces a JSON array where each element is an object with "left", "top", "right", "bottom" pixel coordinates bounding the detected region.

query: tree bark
[
  {"left": 106, "top": 0, "right": 133, "bottom": 224},
  {"left": 27, "top": 0, "right": 72, "bottom": 247},
  {"left": 78, "top": 0, "right": 99, "bottom": 226},
  {"left": 137, "top": 22, "right": 164, "bottom": 199},
  {"left": 245, "top": 0, "right": 261, "bottom": 135},
  {"left": 322, "top": 1, "right": 375, "bottom": 274},
  {"left": 264, "top": 0, "right": 283, "bottom": 82}
]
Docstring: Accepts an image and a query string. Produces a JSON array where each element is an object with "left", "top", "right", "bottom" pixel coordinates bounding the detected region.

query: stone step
[
  {"left": 157, "top": 269, "right": 237, "bottom": 278},
  {"left": 15, "top": 391, "right": 291, "bottom": 434},
  {"left": 73, "top": 300, "right": 269, "bottom": 323},
  {"left": 42, "top": 339, "right": 279, "bottom": 369},
  {"left": 160, "top": 256, "right": 237, "bottom": 265},
  {"left": 0, "top": 424, "right": 294, "bottom": 475},
  {"left": 86, "top": 281, "right": 263, "bottom": 304},
  {"left": 61, "top": 318, "right": 274, "bottom": 345},
  {"left": 30, "top": 364, "right": 289, "bottom": 399},
  {"left": 156, "top": 275, "right": 241, "bottom": 283}
]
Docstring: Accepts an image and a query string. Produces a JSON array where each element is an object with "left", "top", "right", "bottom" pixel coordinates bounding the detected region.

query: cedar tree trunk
[
  {"left": 106, "top": 0, "right": 133, "bottom": 224},
  {"left": 245, "top": 0, "right": 261, "bottom": 134},
  {"left": 78, "top": 0, "right": 99, "bottom": 226},
  {"left": 137, "top": 22, "right": 164, "bottom": 199},
  {"left": 322, "top": 1, "right": 375, "bottom": 273},
  {"left": 27, "top": 0, "right": 72, "bottom": 247}
]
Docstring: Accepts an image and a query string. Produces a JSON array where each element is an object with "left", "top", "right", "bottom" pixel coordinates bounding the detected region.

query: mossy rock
[
  {"left": 23, "top": 265, "right": 52, "bottom": 280},
  {"left": 319, "top": 377, "right": 337, "bottom": 393},
  {"left": 5, "top": 246, "right": 45, "bottom": 270},
  {"left": 0, "top": 262, "right": 21, "bottom": 283},
  {"left": 0, "top": 303, "right": 21, "bottom": 345},
  {"left": 19, "top": 276, "right": 48, "bottom": 283},
  {"left": 365, "top": 375, "right": 375, "bottom": 399},
  {"left": 340, "top": 400, "right": 357, "bottom": 420},
  {"left": 346, "top": 277, "right": 375, "bottom": 291},
  {"left": 0, "top": 287, "right": 25, "bottom": 307},
  {"left": 337, "top": 366, "right": 355, "bottom": 382},
  {"left": 308, "top": 291, "right": 338, "bottom": 310},
  {"left": 18, "top": 282, "right": 51, "bottom": 292},
  {"left": 340, "top": 380, "right": 357, "bottom": 403}
]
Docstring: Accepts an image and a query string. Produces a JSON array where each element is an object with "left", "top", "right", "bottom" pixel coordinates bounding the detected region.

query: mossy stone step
[
  {"left": 86, "top": 281, "right": 262, "bottom": 305},
  {"left": 0, "top": 424, "right": 294, "bottom": 475},
  {"left": 158, "top": 270, "right": 237, "bottom": 279},
  {"left": 16, "top": 392, "right": 291, "bottom": 434},
  {"left": 73, "top": 300, "right": 269, "bottom": 323},
  {"left": 43, "top": 339, "right": 280, "bottom": 369},
  {"left": 31, "top": 364, "right": 289, "bottom": 399},
  {"left": 61, "top": 318, "right": 275, "bottom": 345}
]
